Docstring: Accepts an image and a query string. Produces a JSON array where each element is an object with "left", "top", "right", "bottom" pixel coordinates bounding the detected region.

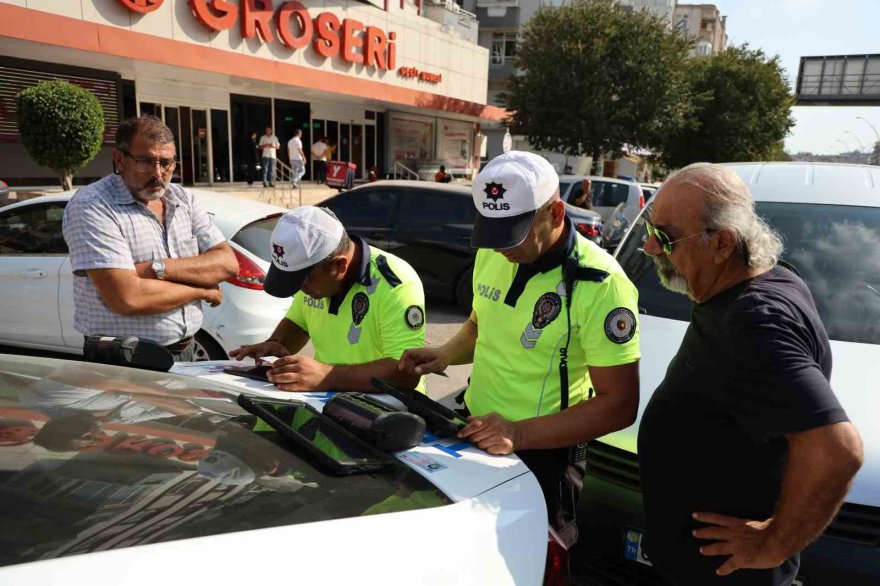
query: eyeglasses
[
  {"left": 121, "top": 149, "right": 176, "bottom": 173},
  {"left": 644, "top": 220, "right": 715, "bottom": 255}
]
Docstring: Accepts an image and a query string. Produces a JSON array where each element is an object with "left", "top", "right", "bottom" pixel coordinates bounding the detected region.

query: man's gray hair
[
  {"left": 116, "top": 115, "right": 175, "bottom": 151},
  {"left": 670, "top": 163, "right": 783, "bottom": 269}
]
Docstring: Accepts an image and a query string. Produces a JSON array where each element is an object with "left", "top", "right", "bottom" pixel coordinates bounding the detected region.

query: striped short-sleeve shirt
[{"left": 62, "top": 174, "right": 226, "bottom": 345}]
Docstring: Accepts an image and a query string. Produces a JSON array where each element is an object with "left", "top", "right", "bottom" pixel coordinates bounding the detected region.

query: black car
[{"left": 320, "top": 180, "right": 603, "bottom": 313}]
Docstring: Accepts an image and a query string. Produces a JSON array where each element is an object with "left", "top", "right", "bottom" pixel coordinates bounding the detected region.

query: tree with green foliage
[
  {"left": 659, "top": 45, "right": 794, "bottom": 169},
  {"left": 503, "top": 0, "right": 693, "bottom": 166},
  {"left": 16, "top": 80, "right": 104, "bottom": 190}
]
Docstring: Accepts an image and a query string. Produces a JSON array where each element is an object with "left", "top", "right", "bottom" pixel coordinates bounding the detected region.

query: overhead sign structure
[{"left": 796, "top": 54, "right": 880, "bottom": 106}]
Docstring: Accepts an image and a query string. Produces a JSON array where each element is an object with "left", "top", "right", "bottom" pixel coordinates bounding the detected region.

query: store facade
[{"left": 0, "top": 0, "right": 500, "bottom": 185}]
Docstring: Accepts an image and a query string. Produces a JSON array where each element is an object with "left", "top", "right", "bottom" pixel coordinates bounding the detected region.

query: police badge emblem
[
  {"left": 405, "top": 305, "right": 424, "bottom": 330},
  {"left": 532, "top": 293, "right": 562, "bottom": 329},
  {"left": 604, "top": 307, "right": 636, "bottom": 344},
  {"left": 351, "top": 292, "right": 370, "bottom": 326}
]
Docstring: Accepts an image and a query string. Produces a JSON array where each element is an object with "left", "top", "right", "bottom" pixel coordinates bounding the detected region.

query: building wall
[
  {"left": 673, "top": 3, "right": 727, "bottom": 56},
  {"left": 0, "top": 0, "right": 489, "bottom": 105}
]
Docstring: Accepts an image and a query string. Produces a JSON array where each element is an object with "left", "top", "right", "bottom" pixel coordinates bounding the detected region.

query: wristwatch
[{"left": 151, "top": 259, "right": 166, "bottom": 280}]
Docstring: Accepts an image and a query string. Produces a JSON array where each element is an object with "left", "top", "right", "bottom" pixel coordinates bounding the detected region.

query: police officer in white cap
[
  {"left": 400, "top": 151, "right": 641, "bottom": 544},
  {"left": 231, "top": 206, "right": 426, "bottom": 392}
]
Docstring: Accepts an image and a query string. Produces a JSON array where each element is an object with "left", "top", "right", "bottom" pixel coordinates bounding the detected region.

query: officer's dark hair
[{"left": 116, "top": 115, "right": 175, "bottom": 151}]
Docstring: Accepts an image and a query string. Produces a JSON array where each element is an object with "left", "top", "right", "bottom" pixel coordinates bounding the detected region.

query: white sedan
[
  {"left": 0, "top": 354, "right": 551, "bottom": 585},
  {"left": 0, "top": 191, "right": 291, "bottom": 360}
]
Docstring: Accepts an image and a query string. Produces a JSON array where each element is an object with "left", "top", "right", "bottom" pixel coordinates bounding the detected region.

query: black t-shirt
[{"left": 637, "top": 265, "right": 849, "bottom": 585}]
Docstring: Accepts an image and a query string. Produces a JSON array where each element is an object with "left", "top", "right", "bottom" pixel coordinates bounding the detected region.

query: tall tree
[
  {"left": 16, "top": 80, "right": 104, "bottom": 190},
  {"left": 659, "top": 45, "right": 795, "bottom": 168},
  {"left": 503, "top": 0, "right": 692, "bottom": 163}
]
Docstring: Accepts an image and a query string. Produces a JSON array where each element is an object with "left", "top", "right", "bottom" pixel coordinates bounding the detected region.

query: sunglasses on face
[{"left": 643, "top": 220, "right": 716, "bottom": 255}]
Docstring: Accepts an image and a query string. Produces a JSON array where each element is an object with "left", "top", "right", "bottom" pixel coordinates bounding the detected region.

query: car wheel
[
  {"left": 454, "top": 266, "right": 474, "bottom": 315},
  {"left": 192, "top": 330, "right": 228, "bottom": 361}
]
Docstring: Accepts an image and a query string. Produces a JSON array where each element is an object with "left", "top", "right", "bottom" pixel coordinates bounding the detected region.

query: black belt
[{"left": 165, "top": 337, "right": 194, "bottom": 354}]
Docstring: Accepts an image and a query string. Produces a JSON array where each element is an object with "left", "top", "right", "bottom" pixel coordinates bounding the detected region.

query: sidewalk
[
  {"left": 1, "top": 181, "right": 343, "bottom": 209},
  {"left": 201, "top": 181, "right": 342, "bottom": 208}
]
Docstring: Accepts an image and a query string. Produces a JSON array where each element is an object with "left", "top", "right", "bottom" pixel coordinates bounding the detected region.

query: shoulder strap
[
  {"left": 375, "top": 255, "right": 402, "bottom": 288},
  {"left": 558, "top": 257, "right": 611, "bottom": 411}
]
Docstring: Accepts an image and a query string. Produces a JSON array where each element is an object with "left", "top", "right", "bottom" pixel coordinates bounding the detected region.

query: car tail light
[
  {"left": 543, "top": 528, "right": 570, "bottom": 586},
  {"left": 575, "top": 222, "right": 600, "bottom": 237},
  {"left": 228, "top": 249, "right": 266, "bottom": 290},
  {"left": 639, "top": 193, "right": 646, "bottom": 209}
]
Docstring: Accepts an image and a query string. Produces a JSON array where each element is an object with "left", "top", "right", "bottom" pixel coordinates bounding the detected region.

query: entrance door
[
  {"left": 351, "top": 124, "right": 363, "bottom": 178},
  {"left": 192, "top": 109, "right": 210, "bottom": 183},
  {"left": 164, "top": 106, "right": 183, "bottom": 184},
  {"left": 340, "top": 123, "right": 351, "bottom": 164}
]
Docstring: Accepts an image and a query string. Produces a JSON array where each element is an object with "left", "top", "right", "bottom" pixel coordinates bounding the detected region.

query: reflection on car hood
[
  {"left": 599, "top": 316, "right": 880, "bottom": 508},
  {"left": 0, "top": 355, "right": 449, "bottom": 569}
]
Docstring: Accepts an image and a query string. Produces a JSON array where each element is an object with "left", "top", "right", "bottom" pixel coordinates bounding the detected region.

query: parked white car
[
  {"left": 0, "top": 354, "right": 550, "bottom": 585},
  {"left": 0, "top": 191, "right": 291, "bottom": 360},
  {"left": 557, "top": 175, "right": 645, "bottom": 226},
  {"left": 574, "top": 162, "right": 880, "bottom": 585}
]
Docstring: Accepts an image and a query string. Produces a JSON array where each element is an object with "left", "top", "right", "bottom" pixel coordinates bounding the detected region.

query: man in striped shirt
[{"left": 62, "top": 115, "right": 239, "bottom": 361}]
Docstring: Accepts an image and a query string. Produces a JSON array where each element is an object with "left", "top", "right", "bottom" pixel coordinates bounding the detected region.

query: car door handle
[{"left": 19, "top": 269, "right": 48, "bottom": 278}]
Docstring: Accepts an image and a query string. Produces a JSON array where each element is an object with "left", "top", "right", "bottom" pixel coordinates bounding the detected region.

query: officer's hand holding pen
[{"left": 399, "top": 347, "right": 450, "bottom": 376}]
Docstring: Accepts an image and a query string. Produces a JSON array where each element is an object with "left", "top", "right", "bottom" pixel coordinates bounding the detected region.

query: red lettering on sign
[
  {"left": 123, "top": 0, "right": 397, "bottom": 71},
  {"left": 364, "top": 26, "right": 387, "bottom": 69},
  {"left": 146, "top": 442, "right": 184, "bottom": 458},
  {"left": 276, "top": 1, "right": 312, "bottom": 50},
  {"left": 388, "top": 31, "right": 397, "bottom": 70},
  {"left": 118, "top": 0, "right": 164, "bottom": 14},
  {"left": 313, "top": 12, "right": 341, "bottom": 59},
  {"left": 241, "top": 0, "right": 275, "bottom": 43},
  {"left": 179, "top": 443, "right": 210, "bottom": 462},
  {"left": 189, "top": 0, "right": 238, "bottom": 30},
  {"left": 341, "top": 19, "right": 365, "bottom": 65}
]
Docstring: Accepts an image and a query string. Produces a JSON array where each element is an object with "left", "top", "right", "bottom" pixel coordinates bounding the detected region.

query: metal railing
[
  {"left": 393, "top": 161, "right": 419, "bottom": 180},
  {"left": 260, "top": 159, "right": 302, "bottom": 208}
]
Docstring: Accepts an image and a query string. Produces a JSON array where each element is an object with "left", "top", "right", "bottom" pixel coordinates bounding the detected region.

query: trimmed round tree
[{"left": 16, "top": 80, "right": 105, "bottom": 190}]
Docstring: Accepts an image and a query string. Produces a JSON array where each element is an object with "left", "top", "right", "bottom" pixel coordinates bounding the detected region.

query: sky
[{"left": 711, "top": 0, "right": 879, "bottom": 154}]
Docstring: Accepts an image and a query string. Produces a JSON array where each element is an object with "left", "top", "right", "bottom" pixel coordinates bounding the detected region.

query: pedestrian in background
[
  {"left": 288, "top": 129, "right": 307, "bottom": 188},
  {"left": 574, "top": 178, "right": 593, "bottom": 209},
  {"left": 637, "top": 163, "right": 863, "bottom": 585},
  {"left": 434, "top": 165, "right": 451, "bottom": 183},
  {"left": 259, "top": 126, "right": 280, "bottom": 187},
  {"left": 246, "top": 130, "right": 259, "bottom": 186},
  {"left": 62, "top": 115, "right": 239, "bottom": 362},
  {"left": 311, "top": 136, "right": 329, "bottom": 184}
]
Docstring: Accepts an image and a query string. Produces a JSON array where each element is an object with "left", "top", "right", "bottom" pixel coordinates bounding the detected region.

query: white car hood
[
  {"left": 171, "top": 362, "right": 534, "bottom": 502},
  {"left": 601, "top": 315, "right": 880, "bottom": 508}
]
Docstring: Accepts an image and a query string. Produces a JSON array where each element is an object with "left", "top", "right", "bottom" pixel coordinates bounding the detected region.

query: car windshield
[
  {"left": 559, "top": 181, "right": 572, "bottom": 197},
  {"left": 231, "top": 215, "right": 281, "bottom": 263},
  {"left": 616, "top": 203, "right": 880, "bottom": 344},
  {"left": 0, "top": 355, "right": 450, "bottom": 567}
]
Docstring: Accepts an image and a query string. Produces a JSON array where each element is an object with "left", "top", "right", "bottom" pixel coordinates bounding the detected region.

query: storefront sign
[
  {"left": 397, "top": 66, "right": 442, "bottom": 84},
  {"left": 117, "top": 0, "right": 164, "bottom": 13},
  {"left": 183, "top": 0, "right": 397, "bottom": 70}
]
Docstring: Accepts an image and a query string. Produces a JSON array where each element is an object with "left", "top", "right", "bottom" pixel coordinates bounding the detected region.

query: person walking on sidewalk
[
  {"left": 259, "top": 126, "right": 280, "bottom": 187},
  {"left": 288, "top": 129, "right": 307, "bottom": 188},
  {"left": 311, "top": 136, "right": 329, "bottom": 184}
]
